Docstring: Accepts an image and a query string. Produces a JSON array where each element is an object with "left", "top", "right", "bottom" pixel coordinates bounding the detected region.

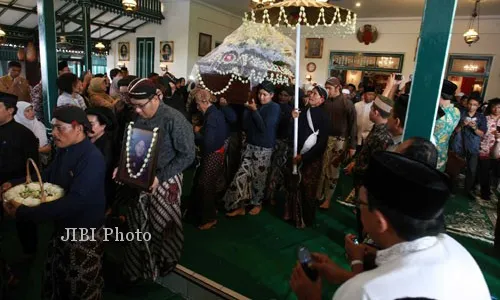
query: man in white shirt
[
  {"left": 290, "top": 151, "right": 491, "bottom": 300},
  {"left": 354, "top": 86, "right": 376, "bottom": 151}
]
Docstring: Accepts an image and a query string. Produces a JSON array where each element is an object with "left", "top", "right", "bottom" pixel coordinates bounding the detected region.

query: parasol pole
[{"left": 293, "top": 23, "right": 301, "bottom": 175}]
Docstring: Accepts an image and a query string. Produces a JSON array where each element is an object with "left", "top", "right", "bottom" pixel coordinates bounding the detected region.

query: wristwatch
[{"left": 350, "top": 259, "right": 363, "bottom": 268}]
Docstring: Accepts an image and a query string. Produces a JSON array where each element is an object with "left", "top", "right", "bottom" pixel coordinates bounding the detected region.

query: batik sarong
[
  {"left": 266, "top": 139, "right": 289, "bottom": 203},
  {"left": 123, "top": 175, "right": 183, "bottom": 281},
  {"left": 285, "top": 157, "right": 323, "bottom": 228},
  {"left": 215, "top": 138, "right": 230, "bottom": 197},
  {"left": 223, "top": 144, "right": 273, "bottom": 210},
  {"left": 42, "top": 227, "right": 104, "bottom": 300},
  {"left": 316, "top": 136, "right": 346, "bottom": 198},
  {"left": 191, "top": 149, "right": 225, "bottom": 225}
]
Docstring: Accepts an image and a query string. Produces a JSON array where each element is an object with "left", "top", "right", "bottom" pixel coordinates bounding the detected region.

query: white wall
[
  {"left": 301, "top": 16, "right": 500, "bottom": 100},
  {"left": 186, "top": 0, "right": 242, "bottom": 77},
  {"left": 106, "top": 0, "right": 242, "bottom": 79},
  {"left": 107, "top": 0, "right": 191, "bottom": 77}
]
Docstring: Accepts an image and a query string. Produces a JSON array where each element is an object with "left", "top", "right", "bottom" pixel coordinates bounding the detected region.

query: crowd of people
[{"left": 0, "top": 58, "right": 497, "bottom": 299}]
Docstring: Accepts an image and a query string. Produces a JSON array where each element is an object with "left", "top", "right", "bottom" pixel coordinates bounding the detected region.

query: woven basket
[{"left": 2, "top": 159, "right": 63, "bottom": 207}]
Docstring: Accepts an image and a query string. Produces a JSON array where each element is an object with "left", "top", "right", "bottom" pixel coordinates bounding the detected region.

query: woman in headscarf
[
  {"left": 223, "top": 80, "right": 281, "bottom": 216},
  {"left": 14, "top": 101, "right": 51, "bottom": 165},
  {"left": 88, "top": 77, "right": 118, "bottom": 109},
  {"left": 285, "top": 86, "right": 329, "bottom": 228}
]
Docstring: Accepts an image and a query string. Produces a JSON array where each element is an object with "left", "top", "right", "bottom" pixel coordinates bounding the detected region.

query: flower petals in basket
[{"left": 2, "top": 159, "right": 64, "bottom": 207}]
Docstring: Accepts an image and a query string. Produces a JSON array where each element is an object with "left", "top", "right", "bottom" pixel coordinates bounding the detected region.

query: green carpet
[
  {"left": 180, "top": 170, "right": 500, "bottom": 299},
  {"left": 2, "top": 169, "right": 499, "bottom": 299}
]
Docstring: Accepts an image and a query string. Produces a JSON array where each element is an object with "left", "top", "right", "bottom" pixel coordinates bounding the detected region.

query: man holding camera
[{"left": 290, "top": 151, "right": 490, "bottom": 300}]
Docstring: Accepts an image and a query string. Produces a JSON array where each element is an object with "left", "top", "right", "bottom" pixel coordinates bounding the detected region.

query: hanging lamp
[
  {"left": 464, "top": 0, "right": 480, "bottom": 46},
  {"left": 122, "top": 0, "right": 138, "bottom": 12},
  {"left": 0, "top": 27, "right": 6, "bottom": 44},
  {"left": 95, "top": 41, "right": 106, "bottom": 50}
]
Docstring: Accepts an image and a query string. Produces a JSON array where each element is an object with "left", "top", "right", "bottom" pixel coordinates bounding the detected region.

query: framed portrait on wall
[
  {"left": 118, "top": 42, "right": 130, "bottom": 61},
  {"left": 305, "top": 38, "right": 324, "bottom": 59},
  {"left": 160, "top": 41, "right": 174, "bottom": 62},
  {"left": 117, "top": 123, "right": 161, "bottom": 191},
  {"left": 198, "top": 33, "right": 212, "bottom": 57}
]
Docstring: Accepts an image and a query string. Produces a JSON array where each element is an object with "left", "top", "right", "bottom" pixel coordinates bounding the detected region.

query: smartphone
[
  {"left": 297, "top": 246, "right": 318, "bottom": 281},
  {"left": 395, "top": 73, "right": 403, "bottom": 81}
]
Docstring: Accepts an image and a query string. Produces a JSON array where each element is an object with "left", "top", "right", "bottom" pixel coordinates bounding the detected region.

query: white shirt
[
  {"left": 333, "top": 234, "right": 491, "bottom": 300},
  {"left": 355, "top": 101, "right": 374, "bottom": 146},
  {"left": 57, "top": 92, "right": 87, "bottom": 109}
]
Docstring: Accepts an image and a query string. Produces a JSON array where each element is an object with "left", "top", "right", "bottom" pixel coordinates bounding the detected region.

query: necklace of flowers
[{"left": 126, "top": 122, "right": 159, "bottom": 179}]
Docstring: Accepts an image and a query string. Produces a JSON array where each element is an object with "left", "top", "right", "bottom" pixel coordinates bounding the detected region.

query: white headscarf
[{"left": 14, "top": 101, "right": 48, "bottom": 147}]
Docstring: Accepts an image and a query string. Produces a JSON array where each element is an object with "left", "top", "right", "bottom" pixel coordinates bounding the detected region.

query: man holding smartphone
[{"left": 290, "top": 151, "right": 490, "bottom": 300}]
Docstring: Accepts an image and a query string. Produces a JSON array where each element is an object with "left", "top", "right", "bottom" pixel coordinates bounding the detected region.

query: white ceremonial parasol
[{"left": 246, "top": 0, "right": 356, "bottom": 173}]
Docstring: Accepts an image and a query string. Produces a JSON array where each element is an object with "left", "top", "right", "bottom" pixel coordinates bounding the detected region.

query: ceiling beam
[
  {"left": 12, "top": 12, "right": 32, "bottom": 27},
  {"left": 112, "top": 21, "right": 147, "bottom": 40},
  {"left": 91, "top": 15, "right": 122, "bottom": 34},
  {"left": 0, "top": 3, "right": 34, "bottom": 14},
  {"left": 55, "top": 2, "right": 73, "bottom": 14},
  {"left": 99, "top": 28, "right": 118, "bottom": 40},
  {"left": 72, "top": 10, "right": 108, "bottom": 32},
  {"left": 0, "top": 0, "right": 19, "bottom": 18},
  {"left": 56, "top": 6, "right": 82, "bottom": 32},
  {"left": 56, "top": 15, "right": 135, "bottom": 33}
]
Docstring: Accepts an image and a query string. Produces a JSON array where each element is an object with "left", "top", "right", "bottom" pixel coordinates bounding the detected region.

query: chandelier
[
  {"left": 122, "top": 0, "right": 138, "bottom": 12},
  {"left": 378, "top": 57, "right": 394, "bottom": 68},
  {"left": 95, "top": 41, "right": 106, "bottom": 50},
  {"left": 463, "top": 64, "right": 478, "bottom": 72},
  {"left": 464, "top": 0, "right": 480, "bottom": 46},
  {"left": 0, "top": 27, "right": 5, "bottom": 45}
]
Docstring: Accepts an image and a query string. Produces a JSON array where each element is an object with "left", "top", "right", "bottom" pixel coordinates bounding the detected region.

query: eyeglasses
[{"left": 130, "top": 95, "right": 155, "bottom": 110}]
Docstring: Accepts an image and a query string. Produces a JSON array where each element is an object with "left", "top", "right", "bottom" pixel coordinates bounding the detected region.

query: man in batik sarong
[
  {"left": 3, "top": 106, "right": 106, "bottom": 299},
  {"left": 121, "top": 78, "right": 195, "bottom": 282},
  {"left": 189, "top": 89, "right": 228, "bottom": 230},
  {"left": 285, "top": 86, "right": 330, "bottom": 228},
  {"left": 317, "top": 77, "right": 357, "bottom": 209},
  {"left": 224, "top": 80, "right": 280, "bottom": 216},
  {"left": 266, "top": 86, "right": 293, "bottom": 205}
]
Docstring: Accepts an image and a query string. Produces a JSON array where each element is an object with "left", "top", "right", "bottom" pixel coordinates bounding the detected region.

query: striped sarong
[{"left": 123, "top": 175, "right": 183, "bottom": 281}]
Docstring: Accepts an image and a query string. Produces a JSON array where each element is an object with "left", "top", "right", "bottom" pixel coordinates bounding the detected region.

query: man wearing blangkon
[{"left": 290, "top": 151, "right": 490, "bottom": 300}]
